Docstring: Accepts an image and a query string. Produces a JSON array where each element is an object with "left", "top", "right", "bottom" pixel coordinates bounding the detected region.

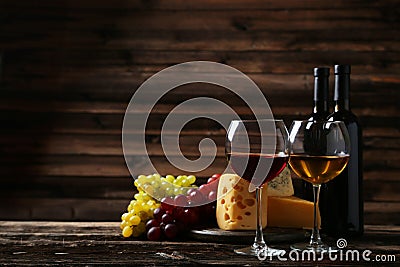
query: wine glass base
[
  {"left": 234, "top": 245, "right": 285, "bottom": 258},
  {"left": 290, "top": 242, "right": 338, "bottom": 254}
]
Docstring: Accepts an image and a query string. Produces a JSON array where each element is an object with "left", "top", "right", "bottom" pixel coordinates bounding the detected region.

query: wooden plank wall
[{"left": 0, "top": 0, "right": 399, "bottom": 224}]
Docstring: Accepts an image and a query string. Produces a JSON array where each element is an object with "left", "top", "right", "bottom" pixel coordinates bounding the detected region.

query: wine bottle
[
  {"left": 302, "top": 67, "right": 330, "bottom": 202},
  {"left": 323, "top": 65, "right": 364, "bottom": 237}
]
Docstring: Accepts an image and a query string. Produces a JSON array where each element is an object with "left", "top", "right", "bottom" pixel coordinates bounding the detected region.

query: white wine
[{"left": 289, "top": 154, "right": 349, "bottom": 185}]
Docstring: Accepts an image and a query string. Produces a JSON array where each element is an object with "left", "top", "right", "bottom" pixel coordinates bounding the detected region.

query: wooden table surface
[{"left": 0, "top": 221, "right": 399, "bottom": 266}]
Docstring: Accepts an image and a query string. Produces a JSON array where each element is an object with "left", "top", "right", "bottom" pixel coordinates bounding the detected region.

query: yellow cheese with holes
[
  {"left": 216, "top": 174, "right": 268, "bottom": 230},
  {"left": 267, "top": 196, "right": 320, "bottom": 229}
]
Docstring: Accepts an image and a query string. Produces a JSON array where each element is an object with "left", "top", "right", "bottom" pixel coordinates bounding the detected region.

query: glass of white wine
[{"left": 288, "top": 120, "right": 350, "bottom": 253}]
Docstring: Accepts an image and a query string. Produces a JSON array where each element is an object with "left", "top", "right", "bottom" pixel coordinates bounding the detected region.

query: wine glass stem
[
  {"left": 310, "top": 184, "right": 322, "bottom": 247},
  {"left": 253, "top": 187, "right": 266, "bottom": 249}
]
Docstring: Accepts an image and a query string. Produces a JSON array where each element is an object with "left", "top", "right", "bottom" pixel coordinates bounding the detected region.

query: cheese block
[
  {"left": 267, "top": 196, "right": 320, "bottom": 229},
  {"left": 267, "top": 166, "right": 294, "bottom": 197},
  {"left": 216, "top": 174, "right": 268, "bottom": 230}
]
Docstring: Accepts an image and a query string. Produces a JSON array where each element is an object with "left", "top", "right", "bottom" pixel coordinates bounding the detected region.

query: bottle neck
[
  {"left": 334, "top": 73, "right": 350, "bottom": 111},
  {"left": 313, "top": 75, "right": 329, "bottom": 114}
]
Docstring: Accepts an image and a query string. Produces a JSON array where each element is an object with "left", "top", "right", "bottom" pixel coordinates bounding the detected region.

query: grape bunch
[
  {"left": 120, "top": 173, "right": 221, "bottom": 240},
  {"left": 145, "top": 174, "right": 221, "bottom": 241},
  {"left": 135, "top": 174, "right": 197, "bottom": 200}
]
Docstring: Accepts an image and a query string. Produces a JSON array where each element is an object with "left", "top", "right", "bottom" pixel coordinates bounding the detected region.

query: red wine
[
  {"left": 228, "top": 153, "right": 288, "bottom": 186},
  {"left": 324, "top": 65, "right": 364, "bottom": 237}
]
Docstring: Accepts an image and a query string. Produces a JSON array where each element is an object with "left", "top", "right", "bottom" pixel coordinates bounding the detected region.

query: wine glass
[
  {"left": 226, "top": 119, "right": 289, "bottom": 257},
  {"left": 288, "top": 120, "right": 350, "bottom": 252}
]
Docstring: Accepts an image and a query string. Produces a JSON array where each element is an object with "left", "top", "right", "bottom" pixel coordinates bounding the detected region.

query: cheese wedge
[
  {"left": 216, "top": 174, "right": 268, "bottom": 230},
  {"left": 267, "top": 166, "right": 294, "bottom": 197},
  {"left": 267, "top": 196, "right": 320, "bottom": 229}
]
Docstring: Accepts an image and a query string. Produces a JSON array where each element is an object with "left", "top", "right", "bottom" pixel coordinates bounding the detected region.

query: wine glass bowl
[
  {"left": 225, "top": 119, "right": 289, "bottom": 256},
  {"left": 288, "top": 120, "right": 350, "bottom": 252}
]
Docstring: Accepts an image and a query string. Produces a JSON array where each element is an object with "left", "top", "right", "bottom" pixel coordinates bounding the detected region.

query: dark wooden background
[{"left": 0, "top": 0, "right": 399, "bottom": 224}]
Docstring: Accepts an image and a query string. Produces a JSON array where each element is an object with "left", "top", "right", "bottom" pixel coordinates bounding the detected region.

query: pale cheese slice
[{"left": 267, "top": 166, "right": 294, "bottom": 197}]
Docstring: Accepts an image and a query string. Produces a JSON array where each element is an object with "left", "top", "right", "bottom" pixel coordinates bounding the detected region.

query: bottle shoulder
[
  {"left": 327, "top": 110, "right": 359, "bottom": 124},
  {"left": 309, "top": 111, "right": 330, "bottom": 122}
]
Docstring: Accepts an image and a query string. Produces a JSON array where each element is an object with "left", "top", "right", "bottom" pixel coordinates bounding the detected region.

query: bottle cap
[
  {"left": 335, "top": 65, "right": 351, "bottom": 74},
  {"left": 314, "top": 67, "right": 330, "bottom": 77}
]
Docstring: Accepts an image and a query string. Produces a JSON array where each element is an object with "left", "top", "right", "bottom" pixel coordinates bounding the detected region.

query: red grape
[
  {"left": 207, "top": 177, "right": 218, "bottom": 184},
  {"left": 161, "top": 196, "right": 175, "bottom": 212},
  {"left": 189, "top": 189, "right": 205, "bottom": 205},
  {"left": 145, "top": 219, "right": 159, "bottom": 231},
  {"left": 186, "top": 188, "right": 197, "bottom": 195},
  {"left": 208, "top": 191, "right": 217, "bottom": 201},
  {"left": 164, "top": 223, "right": 178, "bottom": 240},
  {"left": 159, "top": 222, "right": 166, "bottom": 232},
  {"left": 161, "top": 213, "right": 174, "bottom": 224},
  {"left": 147, "top": 227, "right": 162, "bottom": 241},
  {"left": 207, "top": 174, "right": 221, "bottom": 183},
  {"left": 199, "top": 184, "right": 210, "bottom": 196},
  {"left": 153, "top": 207, "right": 165, "bottom": 222},
  {"left": 173, "top": 206, "right": 184, "bottom": 219},
  {"left": 174, "top": 194, "right": 189, "bottom": 207}
]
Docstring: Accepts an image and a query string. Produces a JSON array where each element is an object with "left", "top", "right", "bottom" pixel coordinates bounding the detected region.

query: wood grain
[{"left": 0, "top": 221, "right": 399, "bottom": 266}]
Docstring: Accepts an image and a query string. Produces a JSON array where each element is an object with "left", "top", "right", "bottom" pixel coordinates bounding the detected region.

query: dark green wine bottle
[
  {"left": 323, "top": 65, "right": 364, "bottom": 237},
  {"left": 302, "top": 67, "right": 330, "bottom": 202}
]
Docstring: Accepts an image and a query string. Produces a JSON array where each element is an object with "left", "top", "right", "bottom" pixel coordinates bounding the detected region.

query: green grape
[
  {"left": 145, "top": 175, "right": 154, "bottom": 183},
  {"left": 175, "top": 175, "right": 184, "bottom": 185},
  {"left": 127, "top": 205, "right": 135, "bottom": 212},
  {"left": 138, "top": 210, "right": 148, "bottom": 221},
  {"left": 120, "top": 221, "right": 129, "bottom": 230},
  {"left": 149, "top": 207, "right": 156, "bottom": 216},
  {"left": 143, "top": 184, "right": 154, "bottom": 196},
  {"left": 122, "top": 226, "right": 133, "bottom": 238},
  {"left": 173, "top": 187, "right": 182, "bottom": 195},
  {"left": 151, "top": 179, "right": 160, "bottom": 189},
  {"left": 165, "top": 187, "right": 174, "bottom": 196},
  {"left": 129, "top": 215, "right": 141, "bottom": 226},
  {"left": 188, "top": 175, "right": 196, "bottom": 184},
  {"left": 131, "top": 228, "right": 141, "bottom": 237},
  {"left": 121, "top": 212, "right": 129, "bottom": 221},
  {"left": 147, "top": 199, "right": 156, "bottom": 207},
  {"left": 165, "top": 175, "right": 175, "bottom": 183},
  {"left": 141, "top": 202, "right": 150, "bottom": 212},
  {"left": 160, "top": 181, "right": 169, "bottom": 190},
  {"left": 131, "top": 202, "right": 141, "bottom": 211},
  {"left": 137, "top": 174, "right": 146, "bottom": 180},
  {"left": 136, "top": 222, "right": 146, "bottom": 234}
]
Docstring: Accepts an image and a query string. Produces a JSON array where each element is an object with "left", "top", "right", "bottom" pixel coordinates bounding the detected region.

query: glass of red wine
[
  {"left": 288, "top": 120, "right": 350, "bottom": 253},
  {"left": 226, "top": 119, "right": 289, "bottom": 257}
]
